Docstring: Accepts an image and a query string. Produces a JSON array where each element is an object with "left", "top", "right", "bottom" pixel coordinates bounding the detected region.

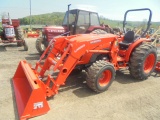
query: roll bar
[{"left": 123, "top": 8, "right": 152, "bottom": 37}]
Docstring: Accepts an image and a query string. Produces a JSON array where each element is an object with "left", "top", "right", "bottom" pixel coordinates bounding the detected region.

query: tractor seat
[{"left": 119, "top": 31, "right": 135, "bottom": 49}]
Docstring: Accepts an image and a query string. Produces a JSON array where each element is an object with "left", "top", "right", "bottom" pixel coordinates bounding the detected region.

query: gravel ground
[{"left": 0, "top": 38, "right": 160, "bottom": 120}]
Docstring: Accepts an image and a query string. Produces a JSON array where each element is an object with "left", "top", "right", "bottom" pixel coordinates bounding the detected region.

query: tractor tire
[
  {"left": 15, "top": 27, "right": 24, "bottom": 47},
  {"left": 36, "top": 37, "right": 46, "bottom": 54},
  {"left": 0, "top": 31, "right": 5, "bottom": 40},
  {"left": 90, "top": 29, "right": 108, "bottom": 34},
  {"left": 85, "top": 60, "right": 115, "bottom": 93},
  {"left": 23, "top": 40, "right": 28, "bottom": 51},
  {"left": 129, "top": 43, "right": 157, "bottom": 80}
]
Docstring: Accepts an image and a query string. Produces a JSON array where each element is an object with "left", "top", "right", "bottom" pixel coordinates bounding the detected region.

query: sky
[{"left": 0, "top": 0, "right": 160, "bottom": 22}]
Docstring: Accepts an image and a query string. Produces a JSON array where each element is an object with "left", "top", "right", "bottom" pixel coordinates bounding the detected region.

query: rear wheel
[
  {"left": 129, "top": 43, "right": 157, "bottom": 80},
  {"left": 86, "top": 60, "right": 115, "bottom": 92},
  {"left": 15, "top": 27, "right": 24, "bottom": 46},
  {"left": 36, "top": 37, "right": 46, "bottom": 54}
]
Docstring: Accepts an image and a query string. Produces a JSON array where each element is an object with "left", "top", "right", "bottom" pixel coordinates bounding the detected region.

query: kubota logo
[
  {"left": 74, "top": 44, "right": 85, "bottom": 53},
  {"left": 33, "top": 102, "right": 43, "bottom": 109},
  {"left": 90, "top": 39, "right": 101, "bottom": 44}
]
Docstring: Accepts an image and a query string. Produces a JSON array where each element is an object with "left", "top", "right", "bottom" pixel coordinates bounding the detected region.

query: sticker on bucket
[{"left": 34, "top": 102, "right": 44, "bottom": 109}]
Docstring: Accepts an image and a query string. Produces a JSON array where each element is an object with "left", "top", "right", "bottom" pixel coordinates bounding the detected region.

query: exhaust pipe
[{"left": 8, "top": 13, "right": 12, "bottom": 25}]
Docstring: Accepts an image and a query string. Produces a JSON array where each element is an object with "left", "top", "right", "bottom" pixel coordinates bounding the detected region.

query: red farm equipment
[
  {"left": 12, "top": 8, "right": 159, "bottom": 119},
  {"left": 27, "top": 31, "right": 39, "bottom": 38},
  {"left": 27, "top": 28, "right": 40, "bottom": 38},
  {"left": 0, "top": 13, "right": 28, "bottom": 51},
  {"left": 35, "top": 4, "right": 110, "bottom": 54}
]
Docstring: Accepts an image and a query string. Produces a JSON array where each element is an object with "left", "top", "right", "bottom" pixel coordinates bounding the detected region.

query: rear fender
[{"left": 125, "top": 39, "right": 151, "bottom": 61}]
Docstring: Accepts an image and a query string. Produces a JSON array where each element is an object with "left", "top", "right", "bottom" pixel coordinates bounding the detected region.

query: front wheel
[
  {"left": 129, "top": 43, "right": 157, "bottom": 80},
  {"left": 36, "top": 37, "right": 46, "bottom": 54},
  {"left": 86, "top": 60, "right": 115, "bottom": 93},
  {"left": 15, "top": 27, "right": 24, "bottom": 47}
]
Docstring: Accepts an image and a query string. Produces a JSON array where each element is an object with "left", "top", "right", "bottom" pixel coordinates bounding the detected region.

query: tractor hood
[
  {"left": 68, "top": 34, "right": 118, "bottom": 43},
  {"left": 43, "top": 26, "right": 67, "bottom": 34},
  {"left": 55, "top": 33, "right": 120, "bottom": 55},
  {"left": 42, "top": 26, "right": 68, "bottom": 41},
  {"left": 53, "top": 33, "right": 121, "bottom": 60}
]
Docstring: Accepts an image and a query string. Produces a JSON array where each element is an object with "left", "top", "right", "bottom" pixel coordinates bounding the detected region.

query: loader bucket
[{"left": 12, "top": 60, "right": 50, "bottom": 120}]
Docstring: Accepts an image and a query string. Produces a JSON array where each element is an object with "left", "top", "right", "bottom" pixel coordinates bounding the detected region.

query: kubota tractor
[
  {"left": 36, "top": 4, "right": 109, "bottom": 54},
  {"left": 12, "top": 8, "right": 159, "bottom": 120},
  {"left": 0, "top": 13, "right": 28, "bottom": 51}
]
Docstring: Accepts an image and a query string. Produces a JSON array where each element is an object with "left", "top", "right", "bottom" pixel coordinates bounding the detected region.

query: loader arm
[{"left": 34, "top": 34, "right": 117, "bottom": 96}]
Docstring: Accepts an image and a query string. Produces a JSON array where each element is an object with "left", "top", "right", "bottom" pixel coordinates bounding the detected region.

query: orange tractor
[
  {"left": 36, "top": 4, "right": 109, "bottom": 54},
  {"left": 12, "top": 8, "right": 159, "bottom": 120},
  {"left": 0, "top": 13, "right": 28, "bottom": 50}
]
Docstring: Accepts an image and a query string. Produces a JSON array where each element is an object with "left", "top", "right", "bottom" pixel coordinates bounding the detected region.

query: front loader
[{"left": 12, "top": 8, "right": 158, "bottom": 120}]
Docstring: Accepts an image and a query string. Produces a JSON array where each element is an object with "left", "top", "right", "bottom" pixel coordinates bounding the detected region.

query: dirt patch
[{"left": 0, "top": 38, "right": 160, "bottom": 120}]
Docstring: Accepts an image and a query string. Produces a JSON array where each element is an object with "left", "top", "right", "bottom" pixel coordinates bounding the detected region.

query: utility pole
[{"left": 30, "top": 0, "right": 32, "bottom": 29}]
